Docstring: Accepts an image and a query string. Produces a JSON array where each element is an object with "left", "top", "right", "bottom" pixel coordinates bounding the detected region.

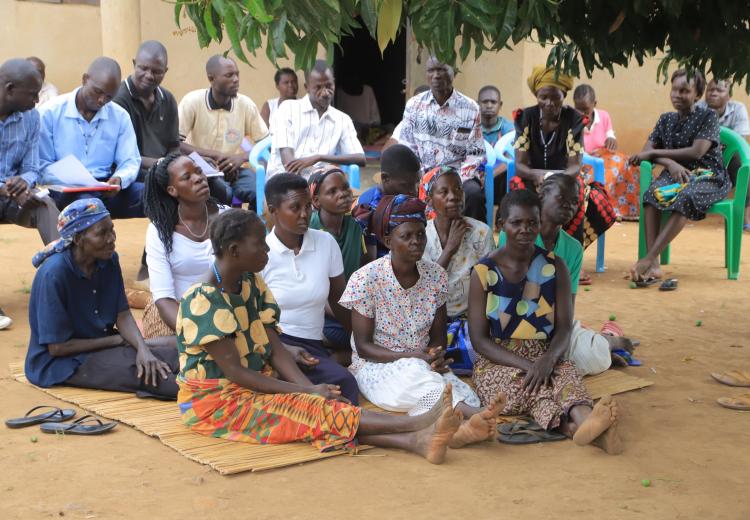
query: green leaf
[
  {"left": 174, "top": 2, "right": 183, "bottom": 29},
  {"left": 225, "top": 3, "right": 248, "bottom": 63},
  {"left": 377, "top": 0, "right": 403, "bottom": 52},
  {"left": 245, "top": 0, "right": 274, "bottom": 23},
  {"left": 359, "top": 0, "right": 378, "bottom": 36},
  {"left": 203, "top": 6, "right": 219, "bottom": 41}
]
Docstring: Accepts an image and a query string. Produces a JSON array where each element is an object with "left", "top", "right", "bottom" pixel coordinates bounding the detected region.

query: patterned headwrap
[
  {"left": 527, "top": 65, "right": 575, "bottom": 95},
  {"left": 308, "top": 163, "right": 346, "bottom": 209},
  {"left": 32, "top": 198, "right": 110, "bottom": 268},
  {"left": 371, "top": 194, "right": 427, "bottom": 244}
]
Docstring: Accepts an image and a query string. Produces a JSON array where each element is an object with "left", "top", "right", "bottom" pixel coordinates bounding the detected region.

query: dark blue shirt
[
  {"left": 25, "top": 249, "right": 129, "bottom": 387},
  {"left": 356, "top": 186, "right": 390, "bottom": 258}
]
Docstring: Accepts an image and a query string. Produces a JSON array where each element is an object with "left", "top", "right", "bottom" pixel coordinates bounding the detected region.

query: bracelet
[{"left": 543, "top": 171, "right": 555, "bottom": 180}]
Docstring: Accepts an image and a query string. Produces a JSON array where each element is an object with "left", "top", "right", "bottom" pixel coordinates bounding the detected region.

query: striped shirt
[
  {"left": 0, "top": 108, "right": 40, "bottom": 186},
  {"left": 267, "top": 94, "right": 364, "bottom": 178},
  {"left": 393, "top": 89, "right": 485, "bottom": 182}
]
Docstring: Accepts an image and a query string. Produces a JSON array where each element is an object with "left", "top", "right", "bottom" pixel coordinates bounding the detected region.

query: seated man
[
  {"left": 479, "top": 85, "right": 514, "bottom": 210},
  {"left": 179, "top": 55, "right": 268, "bottom": 207},
  {"left": 39, "top": 57, "right": 143, "bottom": 218},
  {"left": 25, "top": 198, "right": 178, "bottom": 398},
  {"left": 393, "top": 58, "right": 485, "bottom": 220},
  {"left": 27, "top": 56, "right": 58, "bottom": 107},
  {"left": 267, "top": 60, "right": 365, "bottom": 179}
]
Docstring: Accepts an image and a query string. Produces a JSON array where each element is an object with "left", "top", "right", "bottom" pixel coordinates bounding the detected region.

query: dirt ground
[{"left": 1, "top": 214, "right": 748, "bottom": 520}]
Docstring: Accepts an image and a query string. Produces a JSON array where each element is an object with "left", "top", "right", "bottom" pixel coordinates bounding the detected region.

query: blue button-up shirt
[
  {"left": 25, "top": 249, "right": 129, "bottom": 388},
  {"left": 38, "top": 89, "right": 141, "bottom": 188},
  {"left": 0, "top": 108, "right": 40, "bottom": 187}
]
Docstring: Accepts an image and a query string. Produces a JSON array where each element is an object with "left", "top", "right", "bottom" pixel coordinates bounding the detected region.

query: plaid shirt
[
  {"left": 394, "top": 89, "right": 484, "bottom": 182},
  {"left": 0, "top": 108, "right": 40, "bottom": 186}
]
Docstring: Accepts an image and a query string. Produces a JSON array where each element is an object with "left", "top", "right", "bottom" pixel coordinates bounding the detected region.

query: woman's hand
[
  {"left": 283, "top": 344, "right": 320, "bottom": 368},
  {"left": 135, "top": 347, "right": 172, "bottom": 387},
  {"left": 604, "top": 137, "right": 618, "bottom": 152},
  {"left": 310, "top": 383, "right": 349, "bottom": 403},
  {"left": 415, "top": 346, "right": 450, "bottom": 373},
  {"left": 444, "top": 219, "right": 470, "bottom": 255},
  {"left": 665, "top": 161, "right": 691, "bottom": 184},
  {"left": 628, "top": 150, "right": 652, "bottom": 165},
  {"left": 521, "top": 354, "right": 556, "bottom": 395}
]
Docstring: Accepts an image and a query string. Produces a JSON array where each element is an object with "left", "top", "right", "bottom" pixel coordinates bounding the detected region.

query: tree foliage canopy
[{"left": 174, "top": 0, "right": 750, "bottom": 86}]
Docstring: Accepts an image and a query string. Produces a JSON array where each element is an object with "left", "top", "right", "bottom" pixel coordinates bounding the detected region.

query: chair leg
[
  {"left": 596, "top": 232, "right": 606, "bottom": 272},
  {"left": 660, "top": 212, "right": 671, "bottom": 265},
  {"left": 728, "top": 216, "right": 741, "bottom": 280}
]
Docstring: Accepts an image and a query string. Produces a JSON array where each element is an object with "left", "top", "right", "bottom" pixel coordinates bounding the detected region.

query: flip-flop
[
  {"left": 498, "top": 426, "right": 567, "bottom": 444},
  {"left": 711, "top": 370, "right": 750, "bottom": 387},
  {"left": 634, "top": 277, "right": 660, "bottom": 288},
  {"left": 39, "top": 414, "right": 117, "bottom": 435},
  {"left": 659, "top": 278, "right": 678, "bottom": 291},
  {"left": 612, "top": 348, "right": 642, "bottom": 366},
  {"left": 498, "top": 420, "right": 545, "bottom": 435},
  {"left": 5, "top": 406, "right": 76, "bottom": 429},
  {"left": 716, "top": 394, "right": 750, "bottom": 411}
]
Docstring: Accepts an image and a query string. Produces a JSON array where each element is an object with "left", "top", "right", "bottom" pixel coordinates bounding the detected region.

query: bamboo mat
[{"left": 8, "top": 363, "right": 651, "bottom": 474}]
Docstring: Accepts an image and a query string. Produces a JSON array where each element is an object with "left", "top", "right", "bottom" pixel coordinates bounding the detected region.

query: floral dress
[
  {"left": 176, "top": 272, "right": 360, "bottom": 451},
  {"left": 471, "top": 247, "right": 592, "bottom": 430},
  {"left": 339, "top": 256, "right": 480, "bottom": 415},
  {"left": 642, "top": 107, "right": 731, "bottom": 220}
]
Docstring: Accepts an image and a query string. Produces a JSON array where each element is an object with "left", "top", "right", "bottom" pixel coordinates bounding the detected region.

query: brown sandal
[
  {"left": 717, "top": 394, "right": 750, "bottom": 411},
  {"left": 711, "top": 370, "right": 750, "bottom": 387}
]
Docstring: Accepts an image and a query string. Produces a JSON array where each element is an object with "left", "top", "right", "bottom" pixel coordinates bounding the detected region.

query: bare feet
[
  {"left": 449, "top": 393, "right": 507, "bottom": 448},
  {"left": 414, "top": 384, "right": 461, "bottom": 464},
  {"left": 573, "top": 395, "right": 622, "bottom": 454},
  {"left": 630, "top": 258, "right": 663, "bottom": 282}
]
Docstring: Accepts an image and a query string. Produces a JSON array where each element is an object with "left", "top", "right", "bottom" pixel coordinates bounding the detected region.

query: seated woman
[
  {"left": 262, "top": 173, "right": 359, "bottom": 404},
  {"left": 420, "top": 166, "right": 496, "bottom": 373},
  {"left": 573, "top": 84, "right": 640, "bottom": 221},
  {"left": 340, "top": 195, "right": 503, "bottom": 448},
  {"left": 499, "top": 174, "right": 638, "bottom": 374},
  {"left": 25, "top": 199, "right": 178, "bottom": 398},
  {"left": 260, "top": 67, "right": 298, "bottom": 127},
  {"left": 176, "top": 209, "right": 462, "bottom": 464},
  {"left": 468, "top": 189, "right": 622, "bottom": 453},
  {"left": 142, "top": 153, "right": 226, "bottom": 337},
  {"left": 308, "top": 165, "right": 368, "bottom": 352},
  {"left": 629, "top": 69, "right": 731, "bottom": 283},
  {"left": 511, "top": 66, "right": 616, "bottom": 261}
]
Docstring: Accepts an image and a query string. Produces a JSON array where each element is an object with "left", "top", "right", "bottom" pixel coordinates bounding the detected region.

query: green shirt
[
  {"left": 497, "top": 229, "right": 582, "bottom": 294},
  {"left": 310, "top": 212, "right": 366, "bottom": 282}
]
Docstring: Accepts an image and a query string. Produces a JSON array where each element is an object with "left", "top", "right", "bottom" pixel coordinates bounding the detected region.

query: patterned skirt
[
  {"left": 142, "top": 300, "right": 175, "bottom": 339},
  {"left": 642, "top": 170, "right": 731, "bottom": 221},
  {"left": 583, "top": 148, "right": 641, "bottom": 221},
  {"left": 472, "top": 339, "right": 592, "bottom": 430},
  {"left": 177, "top": 377, "right": 361, "bottom": 452}
]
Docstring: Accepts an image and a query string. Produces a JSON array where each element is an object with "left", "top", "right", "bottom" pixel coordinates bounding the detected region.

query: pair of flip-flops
[
  {"left": 634, "top": 278, "right": 678, "bottom": 291},
  {"left": 497, "top": 419, "right": 567, "bottom": 444},
  {"left": 5, "top": 405, "right": 116, "bottom": 435}
]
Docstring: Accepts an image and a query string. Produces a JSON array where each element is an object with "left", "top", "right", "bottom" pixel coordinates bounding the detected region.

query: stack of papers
[{"left": 45, "top": 155, "right": 117, "bottom": 192}]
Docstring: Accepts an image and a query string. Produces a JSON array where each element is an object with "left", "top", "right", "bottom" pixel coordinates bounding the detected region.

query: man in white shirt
[{"left": 267, "top": 60, "right": 366, "bottom": 179}]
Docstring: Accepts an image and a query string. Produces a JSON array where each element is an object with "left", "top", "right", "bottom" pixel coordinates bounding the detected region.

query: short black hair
[
  {"left": 274, "top": 67, "right": 296, "bottom": 85},
  {"left": 671, "top": 69, "right": 707, "bottom": 97},
  {"left": 573, "top": 84, "right": 596, "bottom": 102},
  {"left": 265, "top": 173, "right": 309, "bottom": 208},
  {"left": 499, "top": 189, "right": 541, "bottom": 221},
  {"left": 210, "top": 208, "right": 261, "bottom": 258},
  {"left": 304, "top": 59, "right": 333, "bottom": 82},
  {"left": 381, "top": 144, "right": 421, "bottom": 180},
  {"left": 478, "top": 85, "right": 501, "bottom": 99},
  {"left": 540, "top": 173, "right": 579, "bottom": 201},
  {"left": 206, "top": 54, "right": 234, "bottom": 76}
]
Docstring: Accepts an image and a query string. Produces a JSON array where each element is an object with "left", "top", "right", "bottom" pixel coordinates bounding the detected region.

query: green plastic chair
[{"left": 637, "top": 126, "right": 750, "bottom": 280}]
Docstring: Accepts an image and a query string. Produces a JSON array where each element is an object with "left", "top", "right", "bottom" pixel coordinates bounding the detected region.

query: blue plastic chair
[
  {"left": 250, "top": 136, "right": 361, "bottom": 217},
  {"left": 483, "top": 140, "right": 497, "bottom": 227},
  {"left": 493, "top": 130, "right": 607, "bottom": 272}
]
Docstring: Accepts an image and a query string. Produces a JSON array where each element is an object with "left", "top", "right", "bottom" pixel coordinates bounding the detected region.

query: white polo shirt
[
  {"left": 267, "top": 94, "right": 364, "bottom": 178},
  {"left": 262, "top": 228, "right": 344, "bottom": 340}
]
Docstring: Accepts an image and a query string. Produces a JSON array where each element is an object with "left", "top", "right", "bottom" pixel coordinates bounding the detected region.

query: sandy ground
[{"left": 1, "top": 214, "right": 749, "bottom": 520}]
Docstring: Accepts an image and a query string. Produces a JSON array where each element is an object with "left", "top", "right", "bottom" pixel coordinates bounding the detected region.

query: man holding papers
[{"left": 38, "top": 57, "right": 143, "bottom": 218}]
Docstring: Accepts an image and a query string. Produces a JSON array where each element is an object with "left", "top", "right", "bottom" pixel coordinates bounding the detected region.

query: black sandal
[
  {"left": 5, "top": 406, "right": 76, "bottom": 429},
  {"left": 39, "top": 414, "right": 116, "bottom": 435},
  {"left": 497, "top": 421, "right": 567, "bottom": 444},
  {"left": 659, "top": 278, "right": 678, "bottom": 291}
]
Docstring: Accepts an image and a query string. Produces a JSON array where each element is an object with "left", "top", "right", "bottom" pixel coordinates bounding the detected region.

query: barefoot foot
[
  {"left": 449, "top": 393, "right": 507, "bottom": 448},
  {"left": 573, "top": 395, "right": 619, "bottom": 448},
  {"left": 414, "top": 388, "right": 461, "bottom": 464},
  {"left": 593, "top": 417, "right": 623, "bottom": 455}
]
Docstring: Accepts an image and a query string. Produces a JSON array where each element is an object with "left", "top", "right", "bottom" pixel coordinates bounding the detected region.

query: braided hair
[
  {"left": 142, "top": 152, "right": 183, "bottom": 254},
  {"left": 210, "top": 208, "right": 261, "bottom": 258}
]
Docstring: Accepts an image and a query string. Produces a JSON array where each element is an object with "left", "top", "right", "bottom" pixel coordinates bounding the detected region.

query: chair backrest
[
  {"left": 248, "top": 135, "right": 272, "bottom": 170},
  {"left": 484, "top": 140, "right": 497, "bottom": 167},
  {"left": 494, "top": 131, "right": 516, "bottom": 164},
  {"left": 719, "top": 126, "right": 750, "bottom": 167}
]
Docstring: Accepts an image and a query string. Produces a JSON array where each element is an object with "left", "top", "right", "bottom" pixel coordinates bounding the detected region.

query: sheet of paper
[
  {"left": 46, "top": 155, "right": 109, "bottom": 187},
  {"left": 188, "top": 152, "right": 224, "bottom": 178},
  {"left": 240, "top": 137, "right": 254, "bottom": 154}
]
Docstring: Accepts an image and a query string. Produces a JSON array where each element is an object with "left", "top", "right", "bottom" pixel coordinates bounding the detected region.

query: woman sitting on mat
[
  {"left": 629, "top": 69, "right": 730, "bottom": 283},
  {"left": 511, "top": 66, "right": 616, "bottom": 283},
  {"left": 308, "top": 165, "right": 368, "bottom": 352},
  {"left": 574, "top": 84, "right": 641, "bottom": 221},
  {"left": 176, "top": 209, "right": 462, "bottom": 463},
  {"left": 261, "top": 173, "right": 359, "bottom": 404},
  {"left": 142, "top": 153, "right": 226, "bottom": 338},
  {"left": 419, "top": 166, "right": 495, "bottom": 374},
  {"left": 339, "top": 195, "right": 504, "bottom": 449},
  {"left": 468, "top": 189, "right": 622, "bottom": 453},
  {"left": 25, "top": 198, "right": 178, "bottom": 398}
]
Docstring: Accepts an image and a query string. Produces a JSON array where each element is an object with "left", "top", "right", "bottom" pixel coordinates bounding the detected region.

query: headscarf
[
  {"left": 527, "top": 65, "right": 575, "bottom": 95},
  {"left": 308, "top": 163, "right": 346, "bottom": 209},
  {"left": 418, "top": 166, "right": 459, "bottom": 219},
  {"left": 371, "top": 194, "right": 427, "bottom": 244},
  {"left": 32, "top": 198, "right": 110, "bottom": 268}
]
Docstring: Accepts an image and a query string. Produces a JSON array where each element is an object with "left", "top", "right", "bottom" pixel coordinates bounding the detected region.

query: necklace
[
  {"left": 211, "top": 262, "right": 241, "bottom": 293},
  {"left": 178, "top": 204, "right": 208, "bottom": 239},
  {"left": 539, "top": 128, "right": 556, "bottom": 169}
]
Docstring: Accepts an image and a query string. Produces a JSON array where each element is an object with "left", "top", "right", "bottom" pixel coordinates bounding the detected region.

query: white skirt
[
  {"left": 353, "top": 357, "right": 480, "bottom": 416},
  {"left": 566, "top": 320, "right": 612, "bottom": 376}
]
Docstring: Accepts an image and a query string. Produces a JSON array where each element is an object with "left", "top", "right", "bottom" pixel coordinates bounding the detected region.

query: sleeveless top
[
  {"left": 267, "top": 97, "right": 279, "bottom": 118},
  {"left": 475, "top": 245, "right": 557, "bottom": 341}
]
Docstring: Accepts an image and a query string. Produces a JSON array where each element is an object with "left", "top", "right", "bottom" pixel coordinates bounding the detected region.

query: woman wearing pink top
[{"left": 574, "top": 85, "right": 640, "bottom": 220}]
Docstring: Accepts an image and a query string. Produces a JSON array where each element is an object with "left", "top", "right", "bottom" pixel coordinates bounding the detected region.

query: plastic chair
[
  {"left": 637, "top": 126, "right": 750, "bottom": 279},
  {"left": 483, "top": 140, "right": 497, "bottom": 227},
  {"left": 495, "top": 130, "right": 607, "bottom": 272}
]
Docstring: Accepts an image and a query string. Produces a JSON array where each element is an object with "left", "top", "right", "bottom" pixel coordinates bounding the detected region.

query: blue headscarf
[{"left": 32, "top": 198, "right": 110, "bottom": 268}]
